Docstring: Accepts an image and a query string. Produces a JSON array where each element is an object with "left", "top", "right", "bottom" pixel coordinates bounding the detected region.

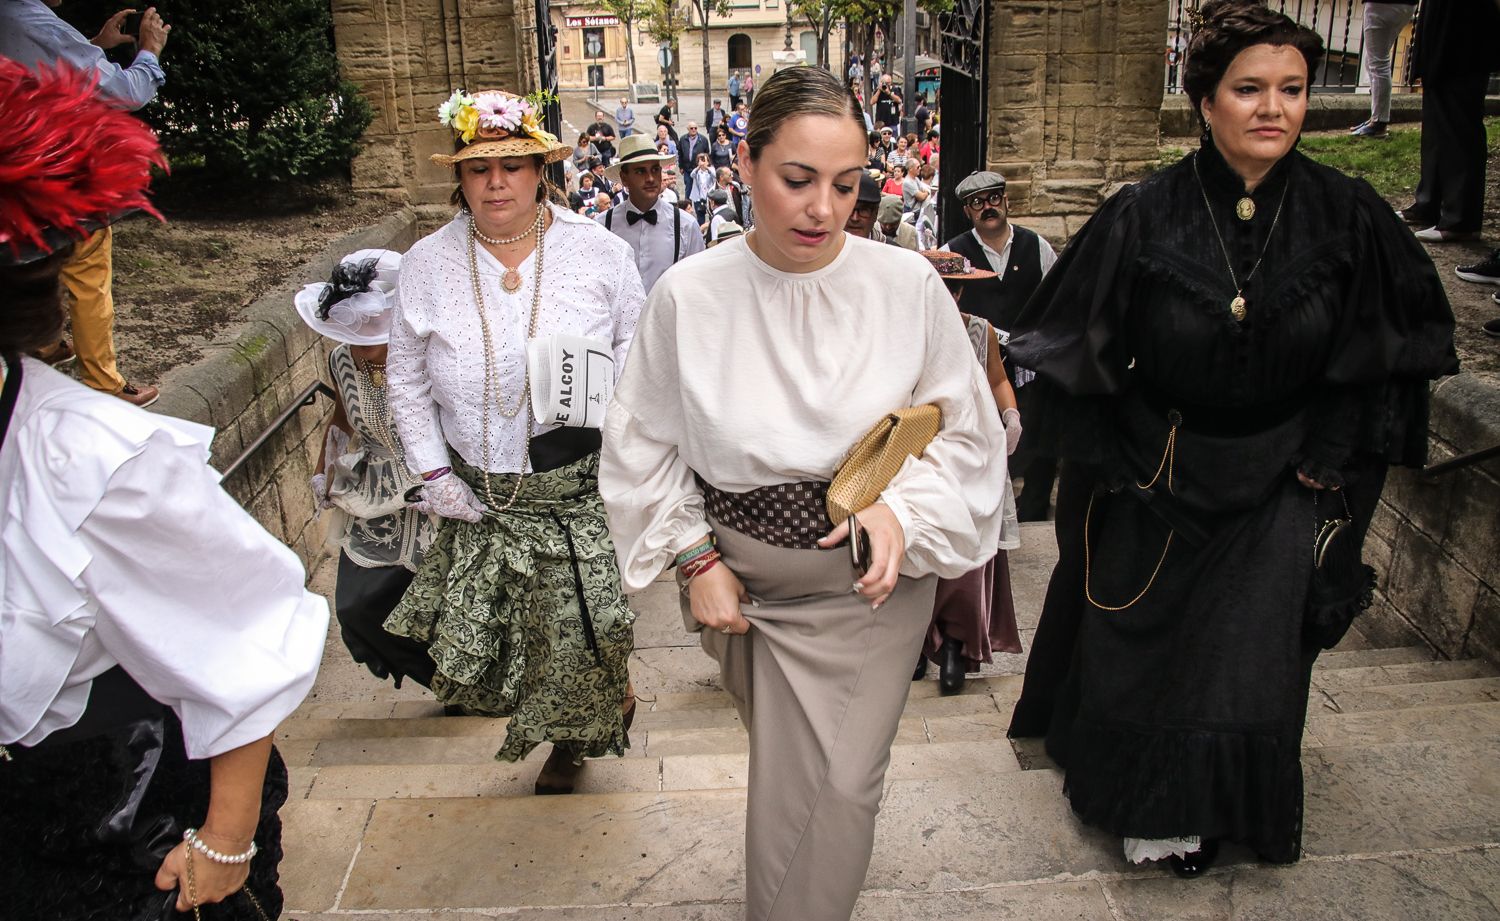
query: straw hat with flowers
[{"left": 430, "top": 88, "right": 570, "bottom": 166}]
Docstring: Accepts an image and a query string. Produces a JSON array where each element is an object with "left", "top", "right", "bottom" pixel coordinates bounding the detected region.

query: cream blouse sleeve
[
  {"left": 600, "top": 293, "right": 712, "bottom": 593},
  {"left": 879, "top": 270, "right": 1008, "bottom": 579}
]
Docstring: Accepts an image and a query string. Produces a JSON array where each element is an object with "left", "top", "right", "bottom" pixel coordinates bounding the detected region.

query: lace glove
[
  {"left": 309, "top": 473, "right": 332, "bottom": 512},
  {"left": 1001, "top": 407, "right": 1023, "bottom": 457},
  {"left": 419, "top": 471, "right": 487, "bottom": 523}
]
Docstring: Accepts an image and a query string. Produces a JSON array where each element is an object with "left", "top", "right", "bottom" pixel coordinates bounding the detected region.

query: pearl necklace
[
  {"left": 471, "top": 209, "right": 540, "bottom": 246},
  {"left": 467, "top": 205, "right": 547, "bottom": 514},
  {"left": 473, "top": 206, "right": 545, "bottom": 292}
]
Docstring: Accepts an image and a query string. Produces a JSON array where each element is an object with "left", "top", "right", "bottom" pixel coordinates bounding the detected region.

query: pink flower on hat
[{"left": 472, "top": 92, "right": 526, "bottom": 135}]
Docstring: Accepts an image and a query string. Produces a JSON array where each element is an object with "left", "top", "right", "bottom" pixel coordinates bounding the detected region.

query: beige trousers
[{"left": 694, "top": 521, "right": 937, "bottom": 921}]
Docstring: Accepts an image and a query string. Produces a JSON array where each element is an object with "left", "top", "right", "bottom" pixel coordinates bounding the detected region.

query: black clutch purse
[{"left": 1305, "top": 490, "right": 1375, "bottom": 650}]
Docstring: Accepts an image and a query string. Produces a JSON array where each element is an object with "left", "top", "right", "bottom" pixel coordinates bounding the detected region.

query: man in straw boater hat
[
  {"left": 598, "top": 134, "right": 706, "bottom": 292},
  {"left": 942, "top": 169, "right": 1059, "bottom": 522}
]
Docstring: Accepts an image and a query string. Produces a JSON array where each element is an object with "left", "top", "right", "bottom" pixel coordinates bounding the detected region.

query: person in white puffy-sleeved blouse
[
  {"left": 384, "top": 87, "right": 647, "bottom": 796},
  {"left": 600, "top": 67, "right": 1005, "bottom": 921}
]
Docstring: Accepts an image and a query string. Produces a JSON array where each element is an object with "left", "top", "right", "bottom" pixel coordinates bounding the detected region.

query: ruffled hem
[
  {"left": 1305, "top": 563, "right": 1376, "bottom": 650},
  {"left": 1123, "top": 836, "right": 1201, "bottom": 864},
  {"left": 1050, "top": 716, "right": 1306, "bottom": 864}
]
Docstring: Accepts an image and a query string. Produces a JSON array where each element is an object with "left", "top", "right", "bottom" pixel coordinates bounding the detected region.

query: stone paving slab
[
  {"left": 1303, "top": 738, "right": 1500, "bottom": 856},
  {"left": 852, "top": 881, "right": 1114, "bottom": 920},
  {"left": 1313, "top": 645, "right": 1437, "bottom": 670},
  {"left": 1105, "top": 848, "right": 1500, "bottom": 921},
  {"left": 281, "top": 798, "right": 374, "bottom": 913},
  {"left": 1323, "top": 676, "right": 1500, "bottom": 712},
  {"left": 1312, "top": 658, "right": 1498, "bottom": 691},
  {"left": 307, "top": 754, "right": 666, "bottom": 800},
  {"left": 659, "top": 739, "right": 1023, "bottom": 793},
  {"left": 1307, "top": 701, "right": 1500, "bottom": 748},
  {"left": 337, "top": 790, "right": 747, "bottom": 910}
]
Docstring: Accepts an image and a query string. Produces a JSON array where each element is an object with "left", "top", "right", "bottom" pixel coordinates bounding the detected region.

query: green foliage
[
  {"left": 1299, "top": 117, "right": 1498, "bottom": 201},
  {"left": 60, "top": 0, "right": 372, "bottom": 184}
]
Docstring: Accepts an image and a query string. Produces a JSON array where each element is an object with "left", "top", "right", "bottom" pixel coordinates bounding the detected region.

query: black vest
[{"left": 945, "top": 226, "right": 1044, "bottom": 332}]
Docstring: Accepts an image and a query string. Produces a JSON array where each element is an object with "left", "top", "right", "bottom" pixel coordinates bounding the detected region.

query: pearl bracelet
[{"left": 183, "top": 827, "right": 258, "bottom": 865}]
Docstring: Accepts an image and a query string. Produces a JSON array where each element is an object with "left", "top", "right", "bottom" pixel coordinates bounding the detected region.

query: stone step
[
  {"left": 299, "top": 737, "right": 1023, "bottom": 800},
  {"left": 1314, "top": 676, "right": 1500, "bottom": 713},
  {"left": 280, "top": 735, "right": 1500, "bottom": 916},
  {"left": 1313, "top": 645, "right": 1437, "bottom": 670},
  {"left": 1311, "top": 657, "right": 1499, "bottom": 692},
  {"left": 1306, "top": 700, "right": 1500, "bottom": 748}
]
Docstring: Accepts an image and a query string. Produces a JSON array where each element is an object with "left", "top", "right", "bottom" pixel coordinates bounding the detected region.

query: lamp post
[{"left": 902, "top": 0, "right": 917, "bottom": 136}]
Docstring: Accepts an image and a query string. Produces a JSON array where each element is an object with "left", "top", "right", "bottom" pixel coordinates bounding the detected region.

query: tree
[
  {"left": 689, "top": 0, "right": 733, "bottom": 119},
  {"left": 598, "top": 0, "right": 643, "bottom": 87},
  {"left": 642, "top": 0, "right": 686, "bottom": 106},
  {"left": 62, "top": 0, "right": 371, "bottom": 184}
]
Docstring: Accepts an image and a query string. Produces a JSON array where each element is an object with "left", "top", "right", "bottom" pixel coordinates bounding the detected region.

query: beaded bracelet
[
  {"left": 674, "top": 535, "right": 717, "bottom": 569},
  {"left": 422, "top": 466, "right": 453, "bottom": 482},
  {"left": 183, "top": 827, "right": 258, "bottom": 865}
]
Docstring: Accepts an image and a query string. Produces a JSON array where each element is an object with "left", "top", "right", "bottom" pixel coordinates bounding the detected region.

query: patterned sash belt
[{"left": 697, "top": 477, "right": 832, "bottom": 550}]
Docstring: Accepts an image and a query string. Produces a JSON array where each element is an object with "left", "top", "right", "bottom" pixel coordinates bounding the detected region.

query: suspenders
[{"left": 605, "top": 202, "right": 682, "bottom": 264}]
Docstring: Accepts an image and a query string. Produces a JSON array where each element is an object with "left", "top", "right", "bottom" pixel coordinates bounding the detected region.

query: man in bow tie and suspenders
[{"left": 599, "top": 135, "right": 706, "bottom": 292}]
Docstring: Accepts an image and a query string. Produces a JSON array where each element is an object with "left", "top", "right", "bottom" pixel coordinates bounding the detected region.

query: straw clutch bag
[{"left": 826, "top": 404, "right": 943, "bottom": 524}]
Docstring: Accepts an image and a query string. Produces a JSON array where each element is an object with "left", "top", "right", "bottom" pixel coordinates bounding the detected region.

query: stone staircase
[{"left": 277, "top": 524, "right": 1500, "bottom": 920}]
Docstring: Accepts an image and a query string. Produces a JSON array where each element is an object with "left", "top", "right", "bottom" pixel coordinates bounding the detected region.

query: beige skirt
[{"left": 689, "top": 518, "right": 937, "bottom": 921}]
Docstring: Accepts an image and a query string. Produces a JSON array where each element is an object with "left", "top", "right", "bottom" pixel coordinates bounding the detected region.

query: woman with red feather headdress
[{"left": 0, "top": 60, "right": 328, "bottom": 919}]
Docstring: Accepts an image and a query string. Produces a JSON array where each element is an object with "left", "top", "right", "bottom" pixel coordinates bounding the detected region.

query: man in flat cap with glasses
[{"left": 943, "top": 170, "right": 1059, "bottom": 521}]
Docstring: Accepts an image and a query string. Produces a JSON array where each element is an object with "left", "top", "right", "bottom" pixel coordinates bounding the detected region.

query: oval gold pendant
[
  {"left": 1230, "top": 295, "right": 1247, "bottom": 320},
  {"left": 502, "top": 268, "right": 523, "bottom": 293},
  {"left": 1235, "top": 197, "right": 1256, "bottom": 221}
]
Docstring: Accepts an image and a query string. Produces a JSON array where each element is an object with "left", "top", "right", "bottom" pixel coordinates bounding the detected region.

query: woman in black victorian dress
[{"left": 1006, "top": 0, "right": 1457, "bottom": 875}]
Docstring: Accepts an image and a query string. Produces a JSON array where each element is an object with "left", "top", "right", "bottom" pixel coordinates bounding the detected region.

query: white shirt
[
  {"left": 0, "top": 359, "right": 328, "bottom": 758},
  {"left": 0, "top": 0, "right": 165, "bottom": 110},
  {"left": 945, "top": 226, "right": 1059, "bottom": 280},
  {"left": 389, "top": 206, "right": 645, "bottom": 476},
  {"left": 600, "top": 234, "right": 1007, "bottom": 593},
  {"left": 597, "top": 197, "right": 706, "bottom": 292}
]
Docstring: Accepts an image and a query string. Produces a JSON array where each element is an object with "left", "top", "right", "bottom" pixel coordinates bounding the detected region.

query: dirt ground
[{"left": 69, "top": 181, "right": 399, "bottom": 388}]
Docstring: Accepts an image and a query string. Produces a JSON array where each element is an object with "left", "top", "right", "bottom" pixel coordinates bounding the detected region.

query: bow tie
[{"left": 626, "top": 209, "right": 658, "bottom": 226}]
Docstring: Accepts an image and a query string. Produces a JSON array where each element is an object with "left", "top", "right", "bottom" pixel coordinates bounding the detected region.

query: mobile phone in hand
[
  {"left": 847, "top": 515, "right": 869, "bottom": 576},
  {"left": 123, "top": 11, "right": 143, "bottom": 35}
]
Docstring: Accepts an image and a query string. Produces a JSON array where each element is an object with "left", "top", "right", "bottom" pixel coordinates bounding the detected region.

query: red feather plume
[{"left": 0, "top": 58, "right": 167, "bottom": 259}]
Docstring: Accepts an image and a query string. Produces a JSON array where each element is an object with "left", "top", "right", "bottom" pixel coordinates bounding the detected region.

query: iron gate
[
  {"left": 937, "top": 0, "right": 989, "bottom": 243},
  {"left": 534, "top": 0, "right": 565, "bottom": 187}
]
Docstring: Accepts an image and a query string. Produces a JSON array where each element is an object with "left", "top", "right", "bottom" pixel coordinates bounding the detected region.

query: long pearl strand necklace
[{"left": 467, "top": 203, "right": 547, "bottom": 513}]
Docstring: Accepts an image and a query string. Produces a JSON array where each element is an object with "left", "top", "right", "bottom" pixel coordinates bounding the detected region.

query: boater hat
[
  {"left": 604, "top": 134, "right": 677, "bottom": 181},
  {"left": 430, "top": 88, "right": 569, "bottom": 167},
  {"left": 921, "top": 249, "right": 997, "bottom": 282}
]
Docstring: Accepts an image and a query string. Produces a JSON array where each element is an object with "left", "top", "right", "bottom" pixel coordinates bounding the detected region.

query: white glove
[
  {"left": 418, "top": 471, "right": 488, "bottom": 523},
  {"left": 1002, "top": 407, "right": 1022, "bottom": 457},
  {"left": 309, "top": 473, "right": 332, "bottom": 512}
]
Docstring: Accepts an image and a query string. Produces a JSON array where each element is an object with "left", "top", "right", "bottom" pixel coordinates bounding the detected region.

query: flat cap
[
  {"left": 955, "top": 170, "right": 1007, "bottom": 199},
  {"left": 877, "top": 194, "right": 904, "bottom": 225},
  {"left": 857, "top": 171, "right": 882, "bottom": 204}
]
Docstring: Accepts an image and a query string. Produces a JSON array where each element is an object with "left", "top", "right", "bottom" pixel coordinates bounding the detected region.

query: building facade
[{"left": 549, "top": 1, "right": 845, "bottom": 94}]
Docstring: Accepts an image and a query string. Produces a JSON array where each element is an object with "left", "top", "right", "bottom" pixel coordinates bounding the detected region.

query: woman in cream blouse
[{"left": 601, "top": 67, "right": 1005, "bottom": 921}]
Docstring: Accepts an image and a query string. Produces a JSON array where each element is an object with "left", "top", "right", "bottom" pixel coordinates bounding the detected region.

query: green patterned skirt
[{"left": 384, "top": 452, "right": 635, "bottom": 762}]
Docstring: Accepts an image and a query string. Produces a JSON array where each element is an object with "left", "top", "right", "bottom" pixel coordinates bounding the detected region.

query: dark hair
[
  {"left": 449, "top": 153, "right": 559, "bottom": 209},
  {"left": 0, "top": 250, "right": 71, "bottom": 357},
  {"left": 1183, "top": 0, "right": 1324, "bottom": 127},
  {"left": 745, "top": 66, "right": 865, "bottom": 161}
]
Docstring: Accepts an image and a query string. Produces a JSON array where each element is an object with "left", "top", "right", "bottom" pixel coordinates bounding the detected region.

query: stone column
[
  {"left": 334, "top": 0, "right": 535, "bottom": 205},
  {"left": 987, "top": 0, "right": 1168, "bottom": 240}
]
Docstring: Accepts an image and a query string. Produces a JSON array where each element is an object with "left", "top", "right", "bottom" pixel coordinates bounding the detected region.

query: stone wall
[
  {"left": 1364, "top": 373, "right": 1500, "bottom": 664},
  {"left": 986, "top": 0, "right": 1169, "bottom": 240},
  {"left": 151, "top": 210, "right": 419, "bottom": 572},
  {"left": 333, "top": 0, "right": 534, "bottom": 205}
]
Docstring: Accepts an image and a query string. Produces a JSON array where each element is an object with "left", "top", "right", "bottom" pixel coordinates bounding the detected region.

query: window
[
  {"left": 799, "top": 31, "right": 817, "bottom": 63},
  {"left": 583, "top": 27, "right": 605, "bottom": 59},
  {"left": 727, "top": 33, "right": 752, "bottom": 70}
]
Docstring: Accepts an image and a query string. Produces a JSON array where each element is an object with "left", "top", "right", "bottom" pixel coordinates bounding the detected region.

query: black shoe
[
  {"left": 913, "top": 656, "right": 929, "bottom": 681},
  {"left": 1456, "top": 248, "right": 1500, "bottom": 285},
  {"left": 1483, "top": 316, "right": 1500, "bottom": 338},
  {"left": 1350, "top": 120, "right": 1388, "bottom": 139},
  {"left": 938, "top": 637, "right": 965, "bottom": 696},
  {"left": 1167, "top": 839, "right": 1219, "bottom": 879},
  {"left": 1397, "top": 207, "right": 1436, "bottom": 226}
]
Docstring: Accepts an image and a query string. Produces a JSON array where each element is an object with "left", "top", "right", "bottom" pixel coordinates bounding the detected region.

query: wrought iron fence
[{"left": 1165, "top": 0, "right": 1422, "bottom": 94}]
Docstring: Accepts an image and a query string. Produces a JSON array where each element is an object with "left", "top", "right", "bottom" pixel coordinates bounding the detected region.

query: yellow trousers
[{"left": 59, "top": 228, "right": 126, "bottom": 393}]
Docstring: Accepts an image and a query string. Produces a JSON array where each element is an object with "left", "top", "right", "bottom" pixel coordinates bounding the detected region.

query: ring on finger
[{"left": 720, "top": 625, "right": 734, "bottom": 635}]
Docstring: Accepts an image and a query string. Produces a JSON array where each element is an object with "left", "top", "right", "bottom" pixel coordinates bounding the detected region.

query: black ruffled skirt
[
  {"left": 1009, "top": 396, "right": 1383, "bottom": 863},
  {"left": 0, "top": 669, "right": 288, "bottom": 921}
]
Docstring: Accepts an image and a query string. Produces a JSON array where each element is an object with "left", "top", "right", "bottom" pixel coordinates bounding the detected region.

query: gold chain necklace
[
  {"left": 1192, "top": 151, "right": 1290, "bottom": 322},
  {"left": 467, "top": 203, "right": 547, "bottom": 514}
]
